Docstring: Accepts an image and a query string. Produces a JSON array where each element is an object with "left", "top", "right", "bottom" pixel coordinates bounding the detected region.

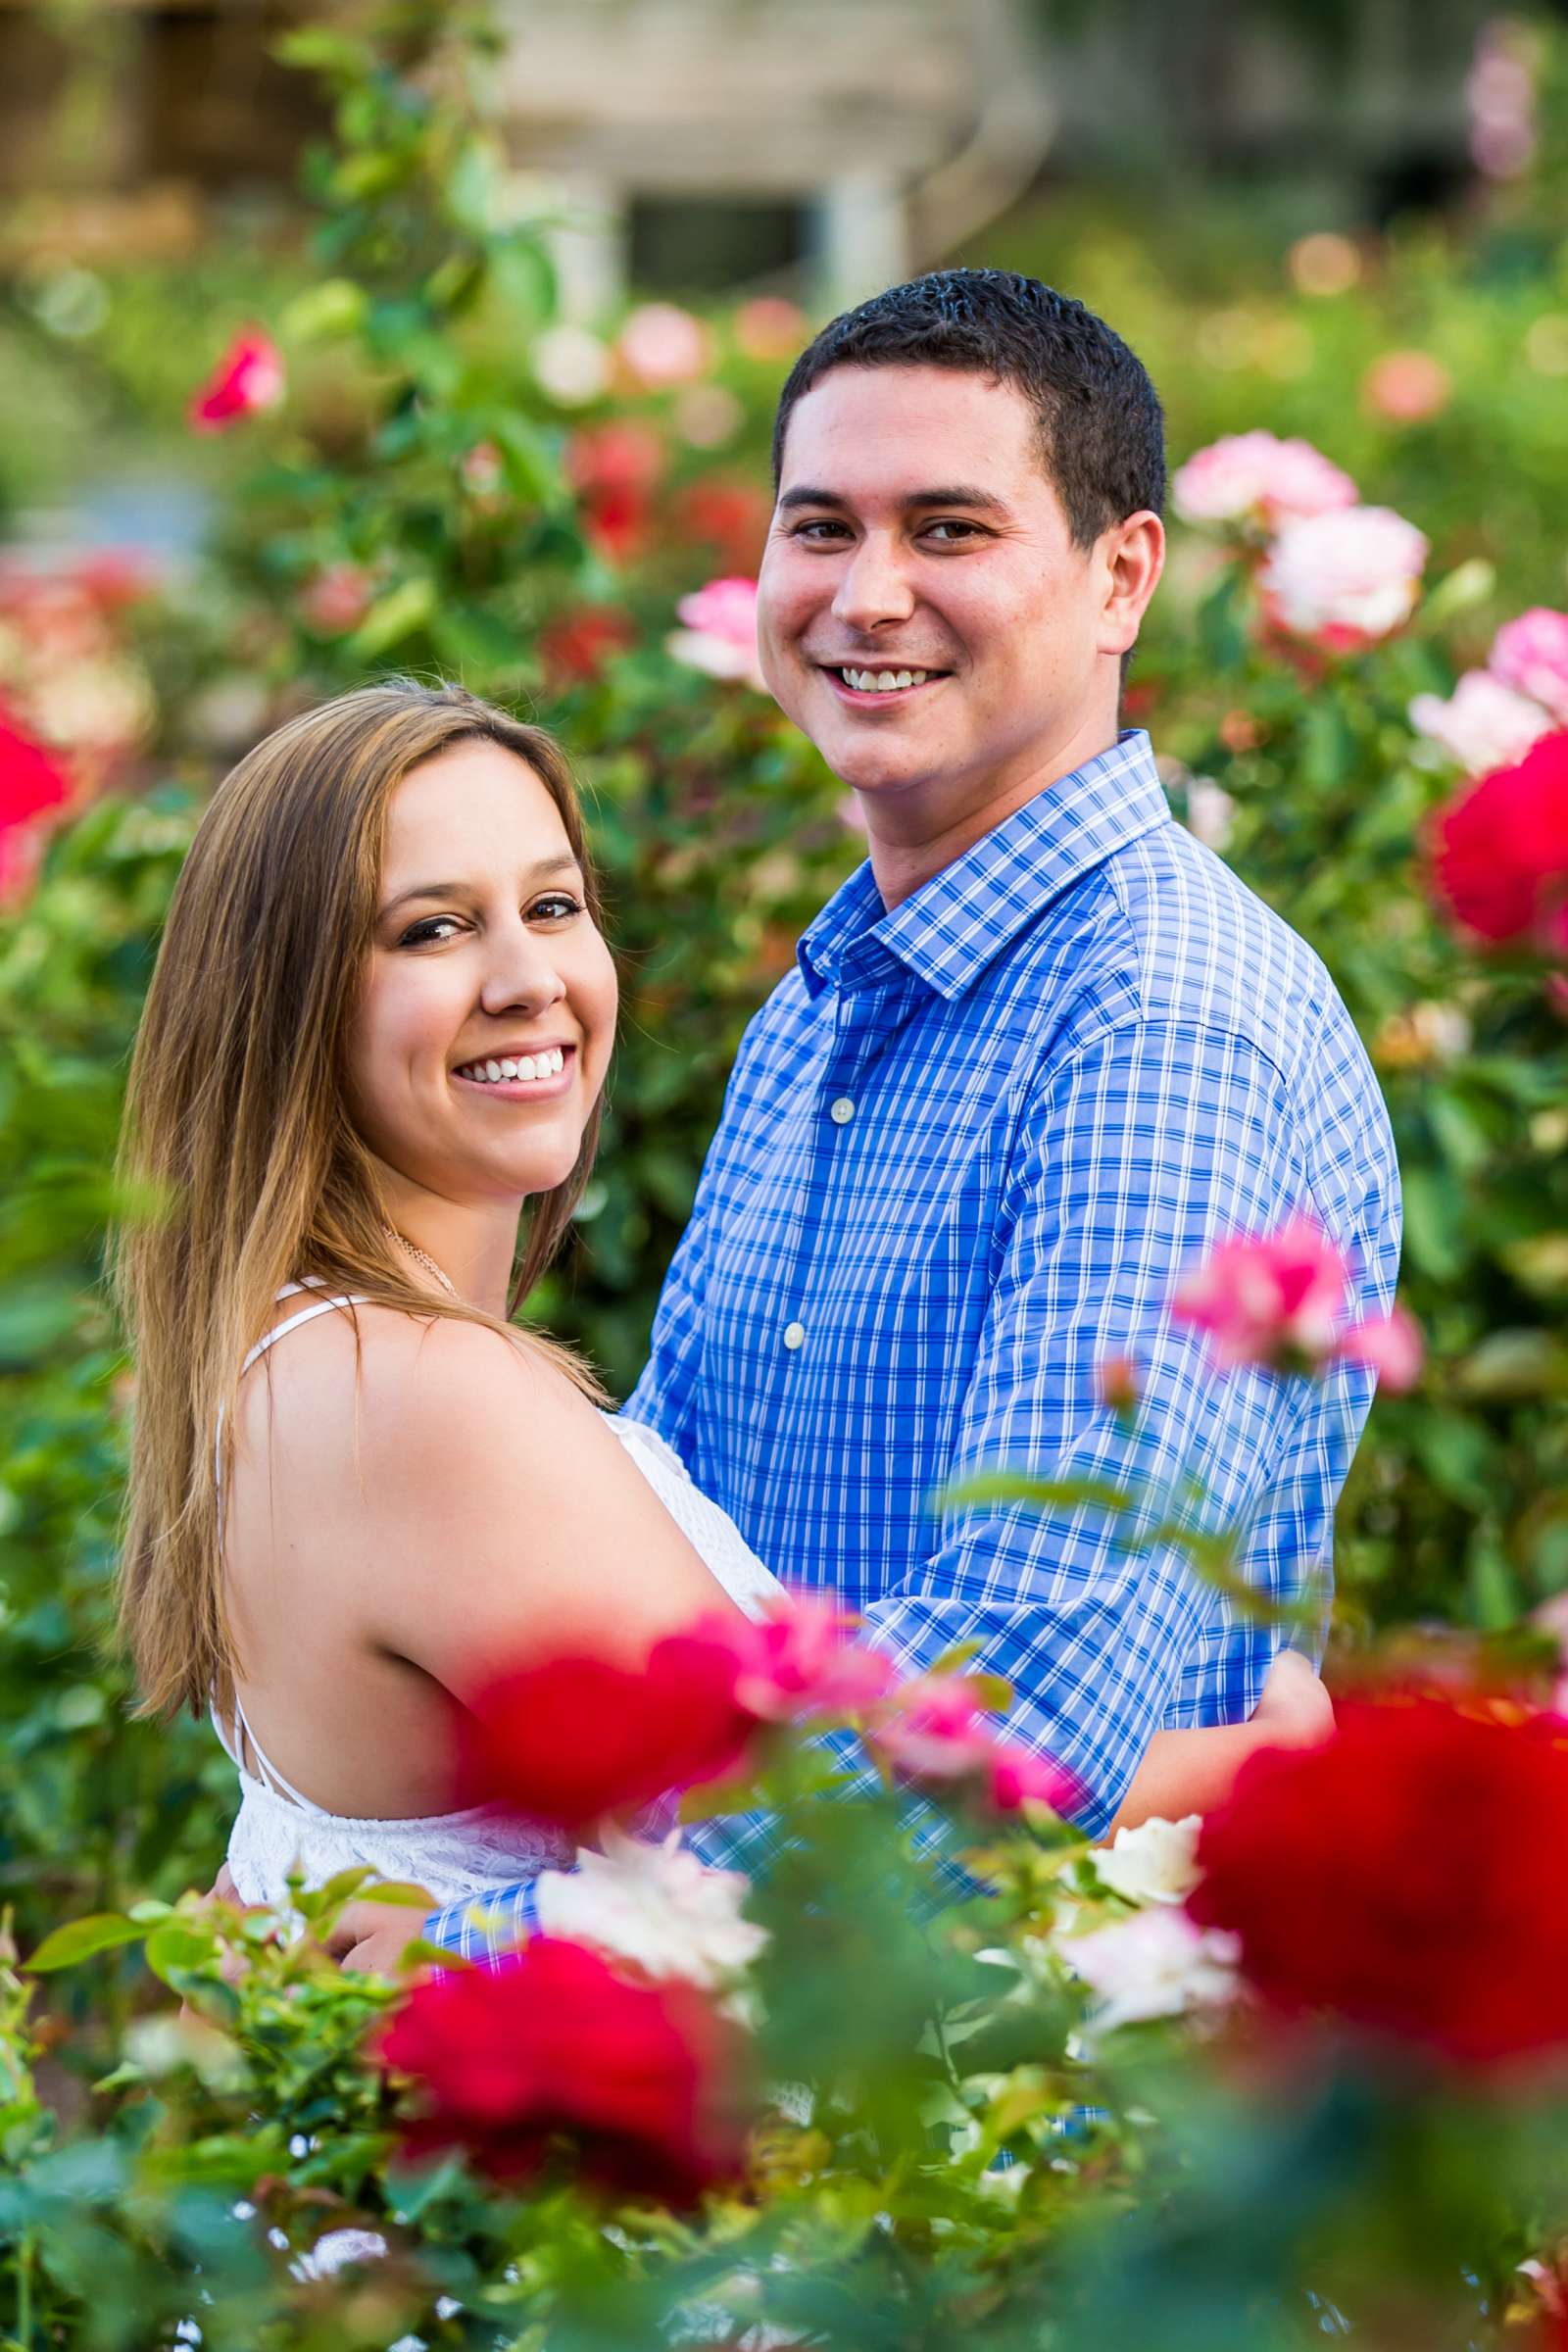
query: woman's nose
[
  {"left": 831, "top": 534, "right": 916, "bottom": 634},
  {"left": 478, "top": 923, "right": 567, "bottom": 1018}
]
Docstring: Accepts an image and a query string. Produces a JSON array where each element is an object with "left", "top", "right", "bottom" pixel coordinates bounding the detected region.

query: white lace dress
[{"left": 215, "top": 1287, "right": 783, "bottom": 1909}]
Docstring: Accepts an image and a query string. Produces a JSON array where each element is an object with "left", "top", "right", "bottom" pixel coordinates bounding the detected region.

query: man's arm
[
  {"left": 845, "top": 1013, "right": 1380, "bottom": 1834},
  {"left": 685, "top": 1012, "right": 1381, "bottom": 1876}
]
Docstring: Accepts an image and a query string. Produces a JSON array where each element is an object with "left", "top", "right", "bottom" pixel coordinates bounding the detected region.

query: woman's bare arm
[{"left": 346, "top": 1314, "right": 748, "bottom": 1692}]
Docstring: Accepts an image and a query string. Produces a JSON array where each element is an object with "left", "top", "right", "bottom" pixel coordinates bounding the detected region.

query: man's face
[{"left": 759, "top": 364, "right": 1118, "bottom": 835}]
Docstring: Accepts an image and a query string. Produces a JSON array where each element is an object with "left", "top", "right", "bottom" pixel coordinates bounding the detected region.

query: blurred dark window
[{"left": 628, "top": 197, "right": 808, "bottom": 295}]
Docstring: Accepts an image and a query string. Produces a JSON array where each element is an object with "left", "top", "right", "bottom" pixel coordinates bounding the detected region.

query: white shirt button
[
  {"left": 828, "top": 1096, "right": 856, "bottom": 1124},
  {"left": 782, "top": 1320, "right": 806, "bottom": 1350}
]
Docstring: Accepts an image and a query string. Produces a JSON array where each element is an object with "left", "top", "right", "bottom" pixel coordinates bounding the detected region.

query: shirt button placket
[
  {"left": 783, "top": 1320, "right": 806, "bottom": 1351},
  {"left": 828, "top": 1095, "right": 856, "bottom": 1124}
]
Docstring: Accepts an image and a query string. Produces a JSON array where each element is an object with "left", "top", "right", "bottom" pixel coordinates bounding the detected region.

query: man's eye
[
  {"left": 793, "top": 519, "right": 851, "bottom": 542},
  {"left": 530, "top": 893, "right": 584, "bottom": 921},
  {"left": 923, "top": 519, "right": 983, "bottom": 543},
  {"left": 400, "top": 915, "right": 464, "bottom": 947}
]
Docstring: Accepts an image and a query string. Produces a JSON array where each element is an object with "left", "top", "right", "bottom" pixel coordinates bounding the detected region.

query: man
[{"left": 337, "top": 269, "right": 1398, "bottom": 1968}]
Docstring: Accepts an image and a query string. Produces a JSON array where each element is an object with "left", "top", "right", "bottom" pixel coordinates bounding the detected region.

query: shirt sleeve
[{"left": 850, "top": 1013, "right": 1376, "bottom": 1835}]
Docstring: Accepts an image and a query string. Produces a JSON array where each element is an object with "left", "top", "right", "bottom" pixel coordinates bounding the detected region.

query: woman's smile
[{"left": 451, "top": 1042, "right": 575, "bottom": 1098}]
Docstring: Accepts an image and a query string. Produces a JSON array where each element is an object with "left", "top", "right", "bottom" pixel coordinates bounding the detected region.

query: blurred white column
[
  {"left": 547, "top": 172, "right": 625, "bottom": 321},
  {"left": 816, "top": 172, "right": 908, "bottom": 311}
]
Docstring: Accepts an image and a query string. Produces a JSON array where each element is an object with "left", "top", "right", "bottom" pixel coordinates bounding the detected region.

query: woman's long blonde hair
[{"left": 114, "top": 679, "right": 606, "bottom": 1722}]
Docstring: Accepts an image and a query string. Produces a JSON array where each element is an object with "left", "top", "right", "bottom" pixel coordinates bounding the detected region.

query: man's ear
[{"left": 1099, "top": 511, "right": 1165, "bottom": 659}]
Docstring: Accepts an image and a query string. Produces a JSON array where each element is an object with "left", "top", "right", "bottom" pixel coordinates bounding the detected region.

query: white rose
[
  {"left": 535, "top": 1825, "right": 766, "bottom": 1990},
  {"left": 1060, "top": 1907, "right": 1241, "bottom": 2037},
  {"left": 1260, "top": 506, "right": 1428, "bottom": 644},
  {"left": 1183, "top": 779, "right": 1237, "bottom": 853},
  {"left": 1409, "top": 669, "right": 1554, "bottom": 774},
  {"left": 1093, "top": 1813, "right": 1203, "bottom": 1905}
]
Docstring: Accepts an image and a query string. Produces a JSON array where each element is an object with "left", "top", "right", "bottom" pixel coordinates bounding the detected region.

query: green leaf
[
  {"left": 278, "top": 277, "right": 368, "bottom": 343},
  {"left": 1458, "top": 1328, "right": 1568, "bottom": 1398},
  {"left": 26, "top": 1913, "right": 147, "bottom": 1972},
  {"left": 351, "top": 1880, "right": 436, "bottom": 1909},
  {"left": 936, "top": 1471, "right": 1135, "bottom": 1517},
  {"left": 144, "top": 1921, "right": 218, "bottom": 1986},
  {"left": 348, "top": 577, "right": 437, "bottom": 660}
]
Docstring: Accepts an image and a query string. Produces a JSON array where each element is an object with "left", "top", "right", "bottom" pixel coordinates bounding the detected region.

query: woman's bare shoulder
[
  {"left": 243, "top": 1300, "right": 587, "bottom": 1464},
  {"left": 236, "top": 1299, "right": 728, "bottom": 1686}
]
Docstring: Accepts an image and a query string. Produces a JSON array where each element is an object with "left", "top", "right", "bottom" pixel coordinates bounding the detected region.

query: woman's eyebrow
[{"left": 379, "top": 856, "right": 580, "bottom": 916}]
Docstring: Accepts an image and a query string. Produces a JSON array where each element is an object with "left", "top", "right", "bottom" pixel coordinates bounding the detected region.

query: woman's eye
[
  {"left": 529, "top": 893, "right": 584, "bottom": 922},
  {"left": 399, "top": 915, "right": 465, "bottom": 947}
]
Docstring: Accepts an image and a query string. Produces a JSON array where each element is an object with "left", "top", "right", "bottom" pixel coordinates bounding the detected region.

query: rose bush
[
  {"left": 8, "top": 1605, "right": 1568, "bottom": 2349},
  {"left": 4, "top": 3, "right": 1568, "bottom": 2339}
]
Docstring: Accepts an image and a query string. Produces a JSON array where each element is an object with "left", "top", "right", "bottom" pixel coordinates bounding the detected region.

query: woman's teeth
[
  {"left": 840, "top": 666, "right": 930, "bottom": 693},
  {"left": 456, "top": 1047, "right": 565, "bottom": 1084}
]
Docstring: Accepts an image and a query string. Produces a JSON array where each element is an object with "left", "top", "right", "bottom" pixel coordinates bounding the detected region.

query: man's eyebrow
[
  {"left": 379, "top": 855, "right": 581, "bottom": 915},
  {"left": 777, "top": 483, "right": 1010, "bottom": 515}
]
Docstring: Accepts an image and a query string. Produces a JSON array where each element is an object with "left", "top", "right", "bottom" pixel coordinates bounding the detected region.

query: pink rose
[
  {"left": 1332, "top": 1302, "right": 1423, "bottom": 1394},
  {"left": 1361, "top": 351, "right": 1450, "bottom": 424},
  {"left": 686, "top": 1595, "right": 898, "bottom": 1724},
  {"left": 1173, "top": 1214, "right": 1421, "bottom": 1390},
  {"left": 1490, "top": 609, "right": 1568, "bottom": 727},
  {"left": 188, "top": 328, "right": 285, "bottom": 432},
  {"left": 617, "top": 303, "right": 712, "bottom": 389},
  {"left": 666, "top": 576, "right": 767, "bottom": 692},
  {"left": 1259, "top": 506, "right": 1427, "bottom": 649},
  {"left": 735, "top": 297, "right": 808, "bottom": 362},
  {"left": 1409, "top": 669, "right": 1555, "bottom": 774},
  {"left": 1173, "top": 1214, "right": 1349, "bottom": 1373},
  {"left": 299, "top": 564, "right": 373, "bottom": 637},
  {"left": 1171, "top": 431, "right": 1357, "bottom": 530},
  {"left": 871, "top": 1673, "right": 1080, "bottom": 1817}
]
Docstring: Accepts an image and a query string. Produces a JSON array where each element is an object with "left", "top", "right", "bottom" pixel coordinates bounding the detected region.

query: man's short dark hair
[{"left": 771, "top": 269, "right": 1165, "bottom": 548}]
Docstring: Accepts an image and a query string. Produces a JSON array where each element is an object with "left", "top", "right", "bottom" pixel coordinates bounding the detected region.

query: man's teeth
[
  {"left": 457, "top": 1047, "right": 565, "bottom": 1084},
  {"left": 840, "top": 666, "right": 930, "bottom": 694}
]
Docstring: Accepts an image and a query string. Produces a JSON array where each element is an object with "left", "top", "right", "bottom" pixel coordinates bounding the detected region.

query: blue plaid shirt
[{"left": 429, "top": 730, "right": 1399, "bottom": 1956}]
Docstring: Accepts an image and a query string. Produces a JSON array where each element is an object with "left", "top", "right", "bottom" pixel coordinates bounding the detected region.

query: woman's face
[{"left": 347, "top": 740, "right": 617, "bottom": 1208}]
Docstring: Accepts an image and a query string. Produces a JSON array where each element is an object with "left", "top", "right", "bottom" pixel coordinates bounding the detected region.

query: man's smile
[{"left": 816, "top": 661, "right": 953, "bottom": 709}]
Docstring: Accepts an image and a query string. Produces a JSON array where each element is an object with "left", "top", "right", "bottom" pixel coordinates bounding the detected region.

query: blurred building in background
[{"left": 0, "top": 0, "right": 1509, "bottom": 299}]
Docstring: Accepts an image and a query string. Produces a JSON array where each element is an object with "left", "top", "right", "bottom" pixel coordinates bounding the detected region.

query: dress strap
[
  {"left": 223, "top": 1690, "right": 322, "bottom": 1812},
  {"left": 212, "top": 1281, "right": 376, "bottom": 1815},
  {"left": 238, "top": 1289, "right": 369, "bottom": 1379},
  {"left": 215, "top": 1289, "right": 372, "bottom": 1489}
]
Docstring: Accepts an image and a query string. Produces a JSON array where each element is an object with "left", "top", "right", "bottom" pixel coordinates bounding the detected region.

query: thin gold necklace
[{"left": 381, "top": 1221, "right": 458, "bottom": 1298}]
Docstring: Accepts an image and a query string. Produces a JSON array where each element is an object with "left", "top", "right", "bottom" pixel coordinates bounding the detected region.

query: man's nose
[
  {"left": 831, "top": 533, "right": 915, "bottom": 634},
  {"left": 479, "top": 922, "right": 567, "bottom": 1018}
]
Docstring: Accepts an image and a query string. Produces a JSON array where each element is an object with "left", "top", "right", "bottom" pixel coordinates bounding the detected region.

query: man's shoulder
[{"left": 1063, "top": 821, "right": 1352, "bottom": 1079}]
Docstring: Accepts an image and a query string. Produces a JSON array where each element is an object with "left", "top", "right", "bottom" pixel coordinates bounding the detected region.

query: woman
[{"left": 115, "top": 680, "right": 1328, "bottom": 1927}]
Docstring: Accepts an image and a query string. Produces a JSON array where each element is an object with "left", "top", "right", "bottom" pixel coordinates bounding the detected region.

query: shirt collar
[{"left": 798, "top": 730, "right": 1172, "bottom": 1002}]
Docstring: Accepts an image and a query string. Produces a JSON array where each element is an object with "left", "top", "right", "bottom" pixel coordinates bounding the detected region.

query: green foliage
[
  {"left": 3, "top": 3, "right": 1568, "bottom": 2336},
  {"left": 2, "top": 1732, "right": 1565, "bottom": 2350}
]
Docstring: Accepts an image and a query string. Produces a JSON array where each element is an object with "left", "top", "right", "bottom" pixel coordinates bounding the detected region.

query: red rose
[
  {"left": 188, "top": 328, "right": 285, "bottom": 433},
  {"left": 1187, "top": 1696, "right": 1568, "bottom": 2070},
  {"left": 581, "top": 480, "right": 651, "bottom": 566},
  {"left": 565, "top": 422, "right": 664, "bottom": 495},
  {"left": 673, "top": 479, "right": 771, "bottom": 572},
  {"left": 0, "top": 707, "right": 71, "bottom": 899},
  {"left": 374, "top": 1937, "right": 748, "bottom": 2202},
  {"left": 460, "top": 1633, "right": 759, "bottom": 1834},
  {"left": 538, "top": 606, "right": 638, "bottom": 691},
  {"left": 1431, "top": 728, "right": 1568, "bottom": 948}
]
